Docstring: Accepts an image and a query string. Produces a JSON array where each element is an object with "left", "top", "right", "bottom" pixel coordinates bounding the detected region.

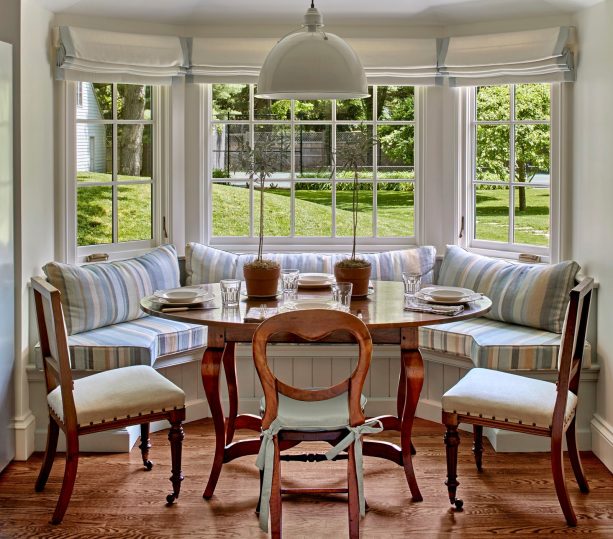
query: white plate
[
  {"left": 415, "top": 286, "right": 481, "bottom": 305},
  {"left": 154, "top": 295, "right": 214, "bottom": 306},
  {"left": 298, "top": 273, "right": 335, "bottom": 288},
  {"left": 154, "top": 287, "right": 213, "bottom": 303},
  {"left": 280, "top": 300, "right": 335, "bottom": 311}
]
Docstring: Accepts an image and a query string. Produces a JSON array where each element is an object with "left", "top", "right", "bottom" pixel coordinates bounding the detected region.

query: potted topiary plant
[
  {"left": 333, "top": 126, "right": 377, "bottom": 297},
  {"left": 234, "top": 132, "right": 287, "bottom": 297}
]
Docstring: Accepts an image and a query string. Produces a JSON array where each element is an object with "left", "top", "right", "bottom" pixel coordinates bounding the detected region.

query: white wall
[{"left": 573, "top": 1, "right": 613, "bottom": 471}]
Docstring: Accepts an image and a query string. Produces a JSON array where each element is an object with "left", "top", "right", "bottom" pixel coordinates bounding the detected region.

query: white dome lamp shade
[{"left": 256, "top": 1, "right": 368, "bottom": 100}]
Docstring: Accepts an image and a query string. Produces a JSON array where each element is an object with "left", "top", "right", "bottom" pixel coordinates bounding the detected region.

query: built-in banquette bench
[{"left": 29, "top": 243, "right": 598, "bottom": 453}]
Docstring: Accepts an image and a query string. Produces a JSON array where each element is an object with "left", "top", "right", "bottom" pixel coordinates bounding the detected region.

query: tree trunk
[
  {"left": 118, "top": 85, "right": 145, "bottom": 176},
  {"left": 516, "top": 160, "right": 527, "bottom": 212}
]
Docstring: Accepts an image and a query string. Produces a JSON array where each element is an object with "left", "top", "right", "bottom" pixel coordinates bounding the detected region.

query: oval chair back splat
[{"left": 252, "top": 309, "right": 378, "bottom": 539}]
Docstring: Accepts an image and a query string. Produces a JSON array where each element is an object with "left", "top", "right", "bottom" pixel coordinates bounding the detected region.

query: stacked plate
[
  {"left": 154, "top": 286, "right": 214, "bottom": 305},
  {"left": 280, "top": 299, "right": 335, "bottom": 312},
  {"left": 297, "top": 273, "right": 335, "bottom": 288},
  {"left": 415, "top": 286, "right": 481, "bottom": 305}
]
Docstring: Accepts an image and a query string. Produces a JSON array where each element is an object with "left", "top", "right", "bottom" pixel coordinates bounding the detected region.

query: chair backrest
[
  {"left": 252, "top": 309, "right": 373, "bottom": 429},
  {"left": 553, "top": 277, "right": 594, "bottom": 432},
  {"left": 31, "top": 276, "right": 78, "bottom": 430}
]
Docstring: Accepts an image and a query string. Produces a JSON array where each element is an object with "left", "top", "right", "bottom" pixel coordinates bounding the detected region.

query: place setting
[{"left": 152, "top": 285, "right": 216, "bottom": 312}]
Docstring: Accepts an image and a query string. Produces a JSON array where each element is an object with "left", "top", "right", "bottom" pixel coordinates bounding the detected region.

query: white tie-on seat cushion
[
  {"left": 418, "top": 318, "right": 591, "bottom": 372},
  {"left": 441, "top": 368, "right": 577, "bottom": 429},
  {"left": 47, "top": 365, "right": 186, "bottom": 427},
  {"left": 260, "top": 393, "right": 368, "bottom": 431}
]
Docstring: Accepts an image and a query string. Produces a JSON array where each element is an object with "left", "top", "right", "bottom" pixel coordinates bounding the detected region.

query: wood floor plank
[{"left": 0, "top": 418, "right": 612, "bottom": 538}]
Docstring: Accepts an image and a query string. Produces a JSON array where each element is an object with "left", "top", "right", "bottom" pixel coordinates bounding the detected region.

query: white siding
[{"left": 76, "top": 82, "right": 106, "bottom": 173}]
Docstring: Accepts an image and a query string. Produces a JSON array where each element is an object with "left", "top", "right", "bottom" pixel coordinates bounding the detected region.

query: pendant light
[{"left": 256, "top": 1, "right": 368, "bottom": 100}]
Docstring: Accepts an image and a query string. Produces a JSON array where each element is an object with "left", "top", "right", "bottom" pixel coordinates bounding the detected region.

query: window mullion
[
  {"left": 509, "top": 85, "right": 516, "bottom": 245},
  {"left": 112, "top": 83, "right": 118, "bottom": 244},
  {"left": 290, "top": 95, "right": 296, "bottom": 237},
  {"left": 331, "top": 100, "right": 337, "bottom": 238},
  {"left": 372, "top": 86, "right": 378, "bottom": 238}
]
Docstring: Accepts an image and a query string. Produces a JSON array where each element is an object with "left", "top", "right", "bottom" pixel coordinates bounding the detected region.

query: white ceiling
[{"left": 37, "top": 0, "right": 600, "bottom": 27}]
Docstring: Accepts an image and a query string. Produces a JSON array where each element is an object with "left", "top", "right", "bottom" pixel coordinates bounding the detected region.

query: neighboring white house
[{"left": 76, "top": 82, "right": 106, "bottom": 173}]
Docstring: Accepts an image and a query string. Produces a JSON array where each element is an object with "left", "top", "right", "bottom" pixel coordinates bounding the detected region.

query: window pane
[
  {"left": 514, "top": 187, "right": 550, "bottom": 246},
  {"left": 377, "top": 182, "right": 413, "bottom": 237},
  {"left": 254, "top": 181, "right": 290, "bottom": 237},
  {"left": 254, "top": 125, "right": 291, "bottom": 175},
  {"left": 336, "top": 125, "right": 374, "bottom": 179},
  {"left": 117, "top": 125, "right": 152, "bottom": 180},
  {"left": 80, "top": 83, "right": 112, "bottom": 120},
  {"left": 336, "top": 182, "right": 373, "bottom": 237},
  {"left": 514, "top": 124, "right": 550, "bottom": 185},
  {"left": 212, "top": 84, "right": 249, "bottom": 120},
  {"left": 77, "top": 185, "right": 113, "bottom": 246},
  {"left": 117, "top": 84, "right": 150, "bottom": 120},
  {"left": 77, "top": 124, "right": 112, "bottom": 182},
  {"left": 212, "top": 182, "right": 251, "bottom": 236},
  {"left": 515, "top": 83, "right": 550, "bottom": 121},
  {"left": 294, "top": 182, "right": 332, "bottom": 236},
  {"left": 476, "top": 125, "right": 510, "bottom": 182},
  {"left": 377, "top": 125, "right": 414, "bottom": 179},
  {"left": 295, "top": 125, "right": 332, "bottom": 178},
  {"left": 295, "top": 99, "right": 331, "bottom": 121},
  {"left": 476, "top": 85, "right": 510, "bottom": 121},
  {"left": 118, "top": 183, "right": 152, "bottom": 242},
  {"left": 210, "top": 124, "right": 249, "bottom": 178},
  {"left": 377, "top": 86, "right": 414, "bottom": 121},
  {"left": 337, "top": 87, "right": 373, "bottom": 121},
  {"left": 254, "top": 90, "right": 290, "bottom": 120},
  {"left": 474, "top": 185, "right": 509, "bottom": 242}
]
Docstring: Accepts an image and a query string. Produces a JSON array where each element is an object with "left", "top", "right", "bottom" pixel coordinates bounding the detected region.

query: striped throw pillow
[
  {"left": 437, "top": 246, "right": 579, "bottom": 333},
  {"left": 185, "top": 243, "right": 239, "bottom": 285},
  {"left": 44, "top": 244, "right": 180, "bottom": 335}
]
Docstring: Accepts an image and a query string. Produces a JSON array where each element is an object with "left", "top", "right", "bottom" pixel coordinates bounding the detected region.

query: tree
[
  {"left": 476, "top": 84, "right": 550, "bottom": 211},
  {"left": 117, "top": 85, "right": 146, "bottom": 176}
]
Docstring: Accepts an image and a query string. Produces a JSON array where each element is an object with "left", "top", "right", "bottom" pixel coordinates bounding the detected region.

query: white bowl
[{"left": 154, "top": 288, "right": 209, "bottom": 303}]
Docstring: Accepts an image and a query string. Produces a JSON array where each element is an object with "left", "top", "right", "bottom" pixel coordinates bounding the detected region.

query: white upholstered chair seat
[
  {"left": 442, "top": 368, "right": 577, "bottom": 429},
  {"left": 47, "top": 365, "right": 185, "bottom": 427}
]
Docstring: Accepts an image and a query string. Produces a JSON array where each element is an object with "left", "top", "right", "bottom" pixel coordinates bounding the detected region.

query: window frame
[
  {"left": 203, "top": 83, "right": 422, "bottom": 253},
  {"left": 460, "top": 83, "right": 563, "bottom": 263},
  {"left": 63, "top": 81, "right": 167, "bottom": 264}
]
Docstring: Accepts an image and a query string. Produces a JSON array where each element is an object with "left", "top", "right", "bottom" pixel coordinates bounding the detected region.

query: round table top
[{"left": 141, "top": 281, "right": 491, "bottom": 330}]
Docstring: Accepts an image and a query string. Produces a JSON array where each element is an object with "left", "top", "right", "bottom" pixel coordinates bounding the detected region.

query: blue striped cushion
[
  {"left": 437, "top": 246, "right": 579, "bottom": 333},
  {"left": 331, "top": 246, "right": 437, "bottom": 283},
  {"left": 419, "top": 318, "right": 571, "bottom": 371},
  {"left": 54, "top": 316, "right": 206, "bottom": 371},
  {"left": 44, "top": 245, "right": 180, "bottom": 335},
  {"left": 185, "top": 243, "right": 239, "bottom": 285},
  {"left": 236, "top": 252, "right": 332, "bottom": 280}
]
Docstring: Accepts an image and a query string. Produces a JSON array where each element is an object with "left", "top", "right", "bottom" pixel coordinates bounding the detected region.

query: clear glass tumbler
[
  {"left": 402, "top": 272, "right": 421, "bottom": 297},
  {"left": 281, "top": 268, "right": 300, "bottom": 302},
  {"left": 220, "top": 279, "right": 241, "bottom": 307},
  {"left": 332, "top": 282, "right": 353, "bottom": 312}
]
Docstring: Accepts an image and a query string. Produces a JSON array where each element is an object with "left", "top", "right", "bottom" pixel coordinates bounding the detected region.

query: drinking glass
[
  {"left": 281, "top": 268, "right": 300, "bottom": 302},
  {"left": 332, "top": 282, "right": 353, "bottom": 312},
  {"left": 220, "top": 279, "right": 241, "bottom": 307},
  {"left": 402, "top": 272, "right": 421, "bottom": 297}
]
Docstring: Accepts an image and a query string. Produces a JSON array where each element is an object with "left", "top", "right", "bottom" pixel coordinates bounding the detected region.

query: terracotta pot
[
  {"left": 334, "top": 262, "right": 372, "bottom": 297},
  {"left": 243, "top": 264, "right": 281, "bottom": 298}
]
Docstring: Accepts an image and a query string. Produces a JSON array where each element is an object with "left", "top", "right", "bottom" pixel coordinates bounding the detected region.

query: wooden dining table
[{"left": 141, "top": 281, "right": 491, "bottom": 504}]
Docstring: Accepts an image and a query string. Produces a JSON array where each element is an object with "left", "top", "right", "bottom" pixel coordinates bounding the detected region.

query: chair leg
[
  {"left": 35, "top": 416, "right": 60, "bottom": 492},
  {"left": 551, "top": 433, "right": 577, "bottom": 526},
  {"left": 51, "top": 432, "right": 79, "bottom": 525},
  {"left": 270, "top": 437, "right": 282, "bottom": 539},
  {"left": 140, "top": 423, "right": 153, "bottom": 471},
  {"left": 566, "top": 418, "right": 589, "bottom": 493},
  {"left": 473, "top": 425, "right": 484, "bottom": 472},
  {"left": 444, "top": 423, "right": 463, "bottom": 511},
  {"left": 166, "top": 419, "right": 184, "bottom": 504},
  {"left": 347, "top": 443, "right": 360, "bottom": 539},
  {"left": 256, "top": 468, "right": 264, "bottom": 514}
]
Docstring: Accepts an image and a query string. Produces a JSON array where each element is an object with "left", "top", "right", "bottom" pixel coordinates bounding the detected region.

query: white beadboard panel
[
  {"left": 388, "top": 356, "right": 401, "bottom": 399},
  {"left": 442, "top": 364, "right": 461, "bottom": 393},
  {"left": 370, "top": 356, "right": 390, "bottom": 398},
  {"left": 331, "top": 357, "right": 352, "bottom": 386},
  {"left": 312, "top": 356, "right": 333, "bottom": 389},
  {"left": 272, "top": 356, "right": 294, "bottom": 386},
  {"left": 427, "top": 361, "right": 445, "bottom": 402},
  {"left": 236, "top": 353, "right": 256, "bottom": 399}
]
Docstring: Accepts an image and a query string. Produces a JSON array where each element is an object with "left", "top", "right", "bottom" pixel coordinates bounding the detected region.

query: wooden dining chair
[
  {"left": 441, "top": 278, "right": 594, "bottom": 526},
  {"left": 31, "top": 276, "right": 186, "bottom": 524},
  {"left": 252, "top": 309, "right": 379, "bottom": 539}
]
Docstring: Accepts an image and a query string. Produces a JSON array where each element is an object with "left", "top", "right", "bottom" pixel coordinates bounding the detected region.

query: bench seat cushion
[
  {"left": 43, "top": 316, "right": 206, "bottom": 371},
  {"left": 418, "top": 318, "right": 591, "bottom": 371}
]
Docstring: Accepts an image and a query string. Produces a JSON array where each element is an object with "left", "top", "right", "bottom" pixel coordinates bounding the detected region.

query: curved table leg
[
  {"left": 396, "top": 357, "right": 416, "bottom": 456},
  {"left": 202, "top": 344, "right": 225, "bottom": 499},
  {"left": 400, "top": 327, "right": 424, "bottom": 502},
  {"left": 222, "top": 342, "right": 238, "bottom": 445}
]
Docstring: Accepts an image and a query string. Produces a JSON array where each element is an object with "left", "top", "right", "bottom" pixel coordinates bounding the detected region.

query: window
[
  {"left": 207, "top": 84, "right": 416, "bottom": 248},
  {"left": 468, "top": 83, "right": 552, "bottom": 255},
  {"left": 74, "top": 83, "right": 157, "bottom": 254}
]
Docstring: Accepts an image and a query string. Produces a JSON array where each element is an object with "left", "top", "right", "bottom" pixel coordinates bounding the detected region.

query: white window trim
[
  {"left": 202, "top": 84, "right": 421, "bottom": 254},
  {"left": 62, "top": 81, "right": 168, "bottom": 264},
  {"left": 458, "top": 83, "right": 563, "bottom": 263}
]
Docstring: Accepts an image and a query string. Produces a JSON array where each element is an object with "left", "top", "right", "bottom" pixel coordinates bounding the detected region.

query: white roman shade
[
  {"left": 439, "top": 27, "right": 574, "bottom": 86},
  {"left": 55, "top": 26, "right": 189, "bottom": 84},
  {"left": 347, "top": 38, "right": 439, "bottom": 86}
]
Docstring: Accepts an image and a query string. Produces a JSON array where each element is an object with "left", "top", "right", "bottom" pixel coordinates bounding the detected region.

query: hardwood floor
[{"left": 0, "top": 418, "right": 612, "bottom": 538}]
